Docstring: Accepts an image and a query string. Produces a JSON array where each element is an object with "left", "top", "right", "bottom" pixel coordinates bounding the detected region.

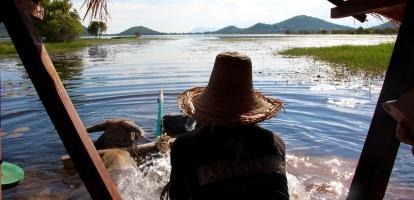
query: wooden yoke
[
  {"left": 347, "top": 1, "right": 414, "bottom": 199},
  {"left": 331, "top": 0, "right": 406, "bottom": 19},
  {"left": 0, "top": 0, "right": 121, "bottom": 199},
  {"left": 327, "top": 0, "right": 367, "bottom": 22}
]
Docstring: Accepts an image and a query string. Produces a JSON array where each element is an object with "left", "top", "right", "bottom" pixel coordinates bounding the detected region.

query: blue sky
[{"left": 72, "top": 0, "right": 388, "bottom": 34}]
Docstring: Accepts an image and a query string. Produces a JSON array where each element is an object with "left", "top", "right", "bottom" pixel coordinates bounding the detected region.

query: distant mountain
[
  {"left": 82, "top": 25, "right": 90, "bottom": 36},
  {"left": 215, "top": 26, "right": 244, "bottom": 34},
  {"left": 243, "top": 23, "right": 276, "bottom": 34},
  {"left": 0, "top": 23, "right": 9, "bottom": 38},
  {"left": 371, "top": 22, "right": 398, "bottom": 29},
  {"left": 190, "top": 27, "right": 219, "bottom": 33},
  {"left": 119, "top": 26, "right": 161, "bottom": 35},
  {"left": 214, "top": 15, "right": 353, "bottom": 34},
  {"left": 277, "top": 15, "right": 352, "bottom": 32}
]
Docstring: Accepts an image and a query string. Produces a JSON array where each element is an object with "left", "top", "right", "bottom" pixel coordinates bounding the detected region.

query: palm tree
[{"left": 81, "top": 0, "right": 110, "bottom": 21}]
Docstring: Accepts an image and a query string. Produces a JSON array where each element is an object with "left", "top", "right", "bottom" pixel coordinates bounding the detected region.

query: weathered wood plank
[
  {"left": 327, "top": 0, "right": 367, "bottom": 22},
  {"left": 331, "top": 0, "right": 406, "bottom": 19},
  {"left": 0, "top": 0, "right": 121, "bottom": 199},
  {"left": 347, "top": 1, "right": 414, "bottom": 199}
]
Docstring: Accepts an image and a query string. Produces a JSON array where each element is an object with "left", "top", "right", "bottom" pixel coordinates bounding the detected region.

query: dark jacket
[{"left": 168, "top": 125, "right": 289, "bottom": 200}]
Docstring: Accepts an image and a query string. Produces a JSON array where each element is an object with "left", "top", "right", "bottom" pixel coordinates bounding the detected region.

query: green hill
[
  {"left": 119, "top": 26, "right": 161, "bottom": 35},
  {"left": 214, "top": 15, "right": 353, "bottom": 34},
  {"left": 244, "top": 23, "right": 276, "bottom": 33},
  {"left": 276, "top": 15, "right": 351, "bottom": 32},
  {"left": 370, "top": 22, "right": 398, "bottom": 29},
  {"left": 214, "top": 26, "right": 244, "bottom": 34}
]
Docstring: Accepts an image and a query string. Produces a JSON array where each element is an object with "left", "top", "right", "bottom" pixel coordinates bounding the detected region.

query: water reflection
[
  {"left": 0, "top": 61, "right": 35, "bottom": 97},
  {"left": 52, "top": 52, "right": 84, "bottom": 81},
  {"left": 88, "top": 45, "right": 108, "bottom": 61}
]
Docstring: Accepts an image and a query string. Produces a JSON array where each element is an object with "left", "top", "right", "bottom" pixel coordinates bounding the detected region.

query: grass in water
[
  {"left": 0, "top": 37, "right": 171, "bottom": 57},
  {"left": 0, "top": 42, "right": 17, "bottom": 55},
  {"left": 217, "top": 37, "right": 258, "bottom": 42},
  {"left": 279, "top": 43, "right": 394, "bottom": 76}
]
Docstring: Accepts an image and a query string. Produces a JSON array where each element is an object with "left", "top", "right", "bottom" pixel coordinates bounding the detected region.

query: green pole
[{"left": 156, "top": 90, "right": 164, "bottom": 137}]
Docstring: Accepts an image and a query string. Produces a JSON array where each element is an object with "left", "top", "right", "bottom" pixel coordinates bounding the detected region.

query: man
[{"left": 167, "top": 52, "right": 289, "bottom": 200}]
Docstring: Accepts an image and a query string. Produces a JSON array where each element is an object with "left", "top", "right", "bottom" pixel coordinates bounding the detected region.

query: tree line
[{"left": 34, "top": 0, "right": 107, "bottom": 42}]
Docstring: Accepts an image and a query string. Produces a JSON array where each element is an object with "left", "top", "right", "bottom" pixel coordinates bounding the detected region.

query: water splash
[
  {"left": 116, "top": 154, "right": 309, "bottom": 200},
  {"left": 327, "top": 98, "right": 370, "bottom": 108},
  {"left": 114, "top": 153, "right": 171, "bottom": 200},
  {"left": 67, "top": 152, "right": 311, "bottom": 200},
  {"left": 287, "top": 172, "right": 310, "bottom": 200},
  {"left": 286, "top": 154, "right": 356, "bottom": 199},
  {"left": 310, "top": 84, "right": 336, "bottom": 91}
]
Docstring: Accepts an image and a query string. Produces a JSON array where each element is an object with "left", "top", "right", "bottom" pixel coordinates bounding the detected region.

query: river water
[{"left": 1, "top": 34, "right": 413, "bottom": 199}]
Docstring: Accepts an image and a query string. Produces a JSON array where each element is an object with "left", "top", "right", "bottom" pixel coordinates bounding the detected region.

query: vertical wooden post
[
  {"left": 347, "top": 2, "right": 413, "bottom": 199},
  {"left": 0, "top": 0, "right": 121, "bottom": 199}
]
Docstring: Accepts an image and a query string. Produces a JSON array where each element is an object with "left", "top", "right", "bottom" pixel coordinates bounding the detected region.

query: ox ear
[
  {"left": 130, "top": 132, "right": 136, "bottom": 141},
  {"left": 131, "top": 126, "right": 145, "bottom": 137}
]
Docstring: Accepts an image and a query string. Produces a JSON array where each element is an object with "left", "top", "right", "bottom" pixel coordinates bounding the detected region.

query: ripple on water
[{"left": 2, "top": 34, "right": 412, "bottom": 199}]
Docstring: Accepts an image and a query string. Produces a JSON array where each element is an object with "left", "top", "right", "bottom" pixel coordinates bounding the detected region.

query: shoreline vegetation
[
  {"left": 1, "top": 36, "right": 395, "bottom": 77},
  {"left": 0, "top": 36, "right": 170, "bottom": 57},
  {"left": 279, "top": 43, "right": 394, "bottom": 76}
]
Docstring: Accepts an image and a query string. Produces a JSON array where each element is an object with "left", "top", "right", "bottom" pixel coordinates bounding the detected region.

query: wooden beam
[
  {"left": 327, "top": 0, "right": 367, "bottom": 22},
  {"left": 0, "top": 1, "right": 121, "bottom": 199},
  {"left": 347, "top": 1, "right": 414, "bottom": 199},
  {"left": 331, "top": 0, "right": 406, "bottom": 19}
]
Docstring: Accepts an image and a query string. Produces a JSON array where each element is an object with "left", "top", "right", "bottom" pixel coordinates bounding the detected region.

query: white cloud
[{"left": 72, "top": 0, "right": 386, "bottom": 34}]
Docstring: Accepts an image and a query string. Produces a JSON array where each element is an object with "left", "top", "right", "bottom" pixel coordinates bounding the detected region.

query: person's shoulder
[
  {"left": 172, "top": 132, "right": 192, "bottom": 149},
  {"left": 171, "top": 129, "right": 205, "bottom": 149},
  {"left": 249, "top": 126, "right": 281, "bottom": 139},
  {"left": 250, "top": 125, "right": 274, "bottom": 134},
  {"left": 252, "top": 125, "right": 286, "bottom": 154}
]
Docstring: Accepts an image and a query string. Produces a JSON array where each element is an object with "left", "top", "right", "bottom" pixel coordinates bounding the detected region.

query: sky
[{"left": 72, "top": 0, "right": 388, "bottom": 34}]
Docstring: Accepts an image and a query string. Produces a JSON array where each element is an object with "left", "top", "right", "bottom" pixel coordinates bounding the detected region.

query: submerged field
[
  {"left": 0, "top": 36, "right": 171, "bottom": 56},
  {"left": 279, "top": 43, "right": 394, "bottom": 76},
  {"left": 2, "top": 34, "right": 413, "bottom": 199}
]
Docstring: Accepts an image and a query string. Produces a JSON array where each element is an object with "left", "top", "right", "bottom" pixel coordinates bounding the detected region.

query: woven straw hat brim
[{"left": 178, "top": 87, "right": 283, "bottom": 126}]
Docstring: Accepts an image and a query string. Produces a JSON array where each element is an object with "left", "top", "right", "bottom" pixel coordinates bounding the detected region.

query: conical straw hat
[{"left": 178, "top": 52, "right": 282, "bottom": 126}]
